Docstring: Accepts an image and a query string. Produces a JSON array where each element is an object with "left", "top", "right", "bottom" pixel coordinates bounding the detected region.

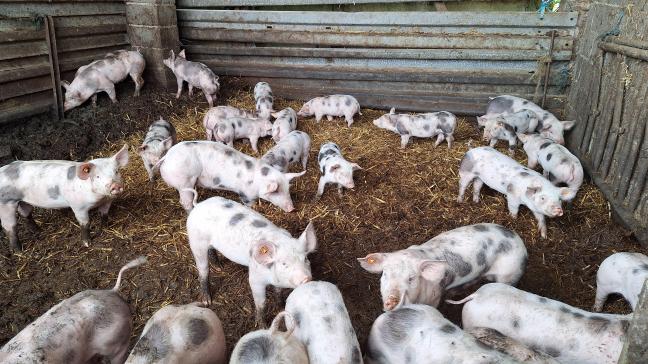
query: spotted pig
[
  {"left": 316, "top": 142, "right": 362, "bottom": 200},
  {"left": 271, "top": 107, "right": 298, "bottom": 142},
  {"left": 163, "top": 50, "right": 220, "bottom": 107},
  {"left": 372, "top": 108, "right": 456, "bottom": 148},
  {"left": 254, "top": 82, "right": 274, "bottom": 121},
  {"left": 213, "top": 116, "right": 273, "bottom": 153},
  {"left": 138, "top": 117, "right": 176, "bottom": 182},
  {"left": 203, "top": 105, "right": 257, "bottom": 141},
  {"left": 261, "top": 131, "right": 311, "bottom": 173},
  {"left": 298, "top": 95, "right": 361, "bottom": 127},
  {"left": 594, "top": 252, "right": 648, "bottom": 312}
]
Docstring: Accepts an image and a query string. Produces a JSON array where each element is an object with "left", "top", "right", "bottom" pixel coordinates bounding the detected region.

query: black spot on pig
[
  {"left": 223, "top": 202, "right": 233, "bottom": 208},
  {"left": 438, "top": 121, "right": 454, "bottom": 134},
  {"left": 502, "top": 123, "right": 515, "bottom": 134},
  {"left": 506, "top": 184, "right": 515, "bottom": 193},
  {"left": 3, "top": 162, "right": 22, "bottom": 180},
  {"left": 523, "top": 101, "right": 529, "bottom": 105},
  {"left": 440, "top": 270, "right": 456, "bottom": 288},
  {"left": 520, "top": 171, "right": 530, "bottom": 177},
  {"left": 459, "top": 155, "right": 474, "bottom": 173},
  {"left": 245, "top": 160, "right": 253, "bottom": 170},
  {"left": 443, "top": 250, "right": 472, "bottom": 277},
  {"left": 619, "top": 319, "right": 631, "bottom": 334},
  {"left": 188, "top": 318, "right": 209, "bottom": 346},
  {"left": 293, "top": 311, "right": 302, "bottom": 326},
  {"left": 395, "top": 121, "right": 409, "bottom": 135},
  {"left": 67, "top": 166, "right": 76, "bottom": 180},
  {"left": 496, "top": 240, "right": 512, "bottom": 254},
  {"left": 548, "top": 172, "right": 557, "bottom": 182},
  {"left": 571, "top": 311, "right": 584, "bottom": 319},
  {"left": 345, "top": 98, "right": 352, "bottom": 106},
  {"left": 538, "top": 297, "right": 548, "bottom": 303},
  {"left": 440, "top": 324, "right": 457, "bottom": 333},
  {"left": 496, "top": 225, "right": 516, "bottom": 238},
  {"left": 587, "top": 316, "right": 611, "bottom": 333},
  {"left": 252, "top": 220, "right": 268, "bottom": 228},
  {"left": 512, "top": 317, "right": 520, "bottom": 329},
  {"left": 0, "top": 186, "right": 23, "bottom": 203},
  {"left": 547, "top": 153, "right": 553, "bottom": 161},
  {"left": 237, "top": 120, "right": 242, "bottom": 127},
  {"left": 318, "top": 148, "right": 338, "bottom": 162},
  {"left": 542, "top": 113, "right": 550, "bottom": 121},
  {"left": 477, "top": 249, "right": 487, "bottom": 266},
  {"left": 437, "top": 114, "right": 447, "bottom": 123},
  {"left": 487, "top": 97, "right": 514, "bottom": 114},
  {"left": 261, "top": 166, "right": 270, "bottom": 176},
  {"left": 237, "top": 336, "right": 273, "bottom": 361},
  {"left": 130, "top": 323, "right": 170, "bottom": 361},
  {"left": 540, "top": 142, "right": 551, "bottom": 149},
  {"left": 381, "top": 308, "right": 421, "bottom": 345},
  {"left": 424, "top": 124, "right": 430, "bottom": 131},
  {"left": 545, "top": 346, "right": 561, "bottom": 357},
  {"left": 225, "top": 150, "right": 234, "bottom": 156},
  {"left": 47, "top": 186, "right": 60, "bottom": 199},
  {"left": 230, "top": 213, "right": 245, "bottom": 225},
  {"left": 324, "top": 315, "right": 334, "bottom": 330},
  {"left": 213, "top": 177, "right": 221, "bottom": 186},
  {"left": 473, "top": 224, "right": 489, "bottom": 232}
]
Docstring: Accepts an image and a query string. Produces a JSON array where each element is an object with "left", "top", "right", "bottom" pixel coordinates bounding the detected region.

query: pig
[
  {"left": 230, "top": 312, "right": 309, "bottom": 364},
  {"left": 163, "top": 49, "right": 220, "bottom": 107},
  {"left": 213, "top": 116, "right": 273, "bottom": 153},
  {"left": 186, "top": 196, "right": 317, "bottom": 325},
  {"left": 316, "top": 142, "right": 362, "bottom": 200},
  {"left": 467, "top": 327, "right": 560, "bottom": 364},
  {"left": 451, "top": 283, "right": 630, "bottom": 364},
  {"left": 482, "top": 117, "right": 518, "bottom": 155},
  {"left": 62, "top": 50, "right": 145, "bottom": 111},
  {"left": 593, "top": 252, "right": 648, "bottom": 312},
  {"left": 0, "top": 256, "right": 147, "bottom": 364},
  {"left": 517, "top": 133, "right": 584, "bottom": 201},
  {"left": 298, "top": 95, "right": 362, "bottom": 127},
  {"left": 271, "top": 107, "right": 298, "bottom": 142},
  {"left": 458, "top": 147, "right": 572, "bottom": 238},
  {"left": 138, "top": 117, "right": 176, "bottom": 182},
  {"left": 261, "top": 131, "right": 311, "bottom": 173},
  {"left": 126, "top": 303, "right": 226, "bottom": 364},
  {"left": 203, "top": 105, "right": 257, "bottom": 141},
  {"left": 158, "top": 141, "right": 305, "bottom": 212},
  {"left": 254, "top": 82, "right": 274, "bottom": 120},
  {"left": 477, "top": 109, "right": 539, "bottom": 134},
  {"left": 0, "top": 144, "right": 130, "bottom": 250},
  {"left": 372, "top": 108, "right": 456, "bottom": 149},
  {"left": 483, "top": 95, "right": 575, "bottom": 144},
  {"left": 285, "top": 281, "right": 362, "bottom": 364},
  {"left": 365, "top": 304, "right": 519, "bottom": 364},
  {"left": 358, "top": 223, "right": 527, "bottom": 311}
]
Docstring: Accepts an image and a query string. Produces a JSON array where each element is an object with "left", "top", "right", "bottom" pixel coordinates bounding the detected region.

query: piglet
[
  {"left": 203, "top": 105, "right": 257, "bottom": 141},
  {"left": 271, "top": 107, "right": 298, "bottom": 142},
  {"left": 477, "top": 109, "right": 539, "bottom": 134},
  {"left": 0, "top": 144, "right": 129, "bottom": 250},
  {"left": 517, "top": 134, "right": 584, "bottom": 201},
  {"left": 230, "top": 312, "right": 308, "bottom": 364},
  {"left": 214, "top": 116, "right": 273, "bottom": 153},
  {"left": 316, "top": 142, "right": 362, "bottom": 200},
  {"left": 365, "top": 304, "right": 519, "bottom": 364},
  {"left": 451, "top": 283, "right": 630, "bottom": 364},
  {"left": 483, "top": 95, "right": 575, "bottom": 144},
  {"left": 126, "top": 303, "right": 226, "bottom": 364},
  {"left": 0, "top": 257, "right": 147, "bottom": 363},
  {"left": 62, "top": 50, "right": 145, "bottom": 111},
  {"left": 358, "top": 223, "right": 527, "bottom": 310},
  {"left": 261, "top": 131, "right": 311, "bottom": 173},
  {"left": 138, "top": 117, "right": 176, "bottom": 182},
  {"left": 373, "top": 108, "right": 456, "bottom": 148},
  {"left": 458, "top": 147, "right": 571, "bottom": 238},
  {"left": 285, "top": 281, "right": 363, "bottom": 364},
  {"left": 163, "top": 50, "right": 220, "bottom": 107},
  {"left": 298, "top": 95, "right": 361, "bottom": 127},
  {"left": 481, "top": 117, "right": 518, "bottom": 155},
  {"left": 187, "top": 196, "right": 317, "bottom": 325},
  {"left": 254, "top": 82, "right": 274, "bottom": 120},
  {"left": 159, "top": 141, "right": 305, "bottom": 212},
  {"left": 594, "top": 252, "right": 648, "bottom": 312},
  {"left": 467, "top": 327, "right": 560, "bottom": 364}
]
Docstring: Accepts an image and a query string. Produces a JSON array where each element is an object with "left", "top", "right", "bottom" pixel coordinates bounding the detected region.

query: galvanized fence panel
[
  {"left": 177, "top": 9, "right": 577, "bottom": 115},
  {"left": 0, "top": 1, "right": 128, "bottom": 124}
]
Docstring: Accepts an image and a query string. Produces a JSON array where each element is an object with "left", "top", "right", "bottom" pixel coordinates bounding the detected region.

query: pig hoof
[{"left": 82, "top": 240, "right": 90, "bottom": 247}]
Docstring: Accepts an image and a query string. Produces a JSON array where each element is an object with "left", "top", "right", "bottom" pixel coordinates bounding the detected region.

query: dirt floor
[{"left": 0, "top": 80, "right": 646, "bottom": 357}]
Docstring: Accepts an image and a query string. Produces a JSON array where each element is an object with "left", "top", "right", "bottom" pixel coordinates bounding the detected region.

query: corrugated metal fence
[
  {"left": 0, "top": 1, "right": 129, "bottom": 123},
  {"left": 177, "top": 1, "right": 577, "bottom": 115}
]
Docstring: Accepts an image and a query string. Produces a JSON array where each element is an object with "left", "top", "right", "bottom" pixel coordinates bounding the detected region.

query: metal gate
[{"left": 176, "top": 1, "right": 577, "bottom": 115}]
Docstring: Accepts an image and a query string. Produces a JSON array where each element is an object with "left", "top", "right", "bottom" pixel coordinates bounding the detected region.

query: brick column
[{"left": 126, "top": 0, "right": 179, "bottom": 89}]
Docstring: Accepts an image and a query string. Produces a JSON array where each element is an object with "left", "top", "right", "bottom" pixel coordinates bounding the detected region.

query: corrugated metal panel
[
  {"left": 177, "top": 0, "right": 459, "bottom": 7},
  {"left": 566, "top": 1, "right": 648, "bottom": 244},
  {"left": 177, "top": 9, "right": 577, "bottom": 115},
  {"left": 0, "top": 1, "right": 128, "bottom": 124}
]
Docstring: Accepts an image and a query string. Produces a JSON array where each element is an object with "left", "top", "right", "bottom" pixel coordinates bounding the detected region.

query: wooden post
[
  {"left": 618, "top": 278, "right": 648, "bottom": 363},
  {"left": 44, "top": 15, "right": 63, "bottom": 120}
]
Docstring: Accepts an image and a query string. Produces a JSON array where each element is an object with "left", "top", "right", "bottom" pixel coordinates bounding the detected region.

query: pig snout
[
  {"left": 110, "top": 182, "right": 124, "bottom": 195},
  {"left": 281, "top": 201, "right": 295, "bottom": 212},
  {"left": 291, "top": 273, "right": 312, "bottom": 287},
  {"left": 384, "top": 295, "right": 400, "bottom": 311},
  {"left": 551, "top": 206, "right": 563, "bottom": 217}
]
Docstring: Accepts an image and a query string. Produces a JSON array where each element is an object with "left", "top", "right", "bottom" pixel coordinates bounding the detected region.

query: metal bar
[
  {"left": 176, "top": 10, "right": 578, "bottom": 28},
  {"left": 541, "top": 29, "right": 556, "bottom": 108},
  {"left": 599, "top": 41, "right": 648, "bottom": 62},
  {"left": 45, "top": 15, "right": 63, "bottom": 121}
]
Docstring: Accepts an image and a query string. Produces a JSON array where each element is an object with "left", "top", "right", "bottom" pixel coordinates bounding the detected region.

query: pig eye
[{"left": 408, "top": 276, "right": 415, "bottom": 283}]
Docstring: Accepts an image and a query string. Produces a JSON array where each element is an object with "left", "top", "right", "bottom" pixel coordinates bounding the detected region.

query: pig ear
[
  {"left": 559, "top": 187, "right": 573, "bottom": 201},
  {"left": 351, "top": 163, "right": 362, "bottom": 171},
  {"left": 389, "top": 107, "right": 396, "bottom": 115},
  {"left": 542, "top": 123, "right": 552, "bottom": 131},
  {"left": 168, "top": 50, "right": 175, "bottom": 60},
  {"left": 270, "top": 312, "right": 295, "bottom": 336},
  {"left": 178, "top": 49, "right": 186, "bottom": 58},
  {"left": 419, "top": 260, "right": 447, "bottom": 282},
  {"left": 525, "top": 185, "right": 541, "bottom": 198},
  {"left": 161, "top": 136, "right": 174, "bottom": 150},
  {"left": 261, "top": 181, "right": 278, "bottom": 194},
  {"left": 562, "top": 120, "right": 576, "bottom": 130},
  {"left": 252, "top": 241, "right": 276, "bottom": 266},
  {"left": 271, "top": 111, "right": 280, "bottom": 118},
  {"left": 516, "top": 133, "right": 529, "bottom": 143},
  {"left": 357, "top": 253, "right": 385, "bottom": 273},
  {"left": 477, "top": 116, "right": 487, "bottom": 127},
  {"left": 77, "top": 162, "right": 94, "bottom": 180},
  {"left": 61, "top": 80, "right": 70, "bottom": 90},
  {"left": 298, "top": 221, "right": 317, "bottom": 254},
  {"left": 113, "top": 144, "right": 130, "bottom": 167},
  {"left": 285, "top": 170, "right": 306, "bottom": 182}
]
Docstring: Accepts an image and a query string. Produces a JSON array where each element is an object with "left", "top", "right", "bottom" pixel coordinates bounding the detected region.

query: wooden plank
[
  {"left": 0, "top": 75, "right": 51, "bottom": 101},
  {"left": 2, "top": 2, "right": 125, "bottom": 17},
  {"left": 178, "top": 0, "right": 458, "bottom": 6},
  {"left": 57, "top": 33, "right": 128, "bottom": 53},
  {"left": 0, "top": 92, "right": 52, "bottom": 124},
  {"left": 0, "top": 40, "right": 48, "bottom": 60}
]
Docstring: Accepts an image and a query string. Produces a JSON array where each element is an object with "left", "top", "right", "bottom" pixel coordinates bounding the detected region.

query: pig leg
[
  {"left": 315, "top": 178, "right": 327, "bottom": 200},
  {"left": 144, "top": 162, "right": 155, "bottom": 182},
  {"left": 489, "top": 139, "right": 497, "bottom": 147},
  {"left": 71, "top": 207, "right": 91, "bottom": 246},
  {"left": 446, "top": 134, "right": 454, "bottom": 148},
  {"left": 193, "top": 246, "right": 212, "bottom": 306},
  {"left": 104, "top": 84, "right": 117, "bottom": 104},
  {"left": 180, "top": 185, "right": 198, "bottom": 212},
  {"left": 506, "top": 195, "right": 521, "bottom": 218},
  {"left": 238, "top": 193, "right": 255, "bottom": 207},
  {"left": 457, "top": 173, "right": 475, "bottom": 203},
  {"left": 472, "top": 179, "right": 484, "bottom": 203},
  {"left": 249, "top": 136, "right": 260, "bottom": 153},
  {"left": 435, "top": 133, "right": 446, "bottom": 147},
  {"left": 400, "top": 135, "right": 411, "bottom": 149},
  {"left": 592, "top": 287, "right": 609, "bottom": 312},
  {"left": 91, "top": 94, "right": 98, "bottom": 108},
  {"left": 532, "top": 211, "right": 548, "bottom": 238},
  {"left": 205, "top": 93, "right": 215, "bottom": 107},
  {"left": 130, "top": 71, "right": 144, "bottom": 97},
  {"left": 175, "top": 78, "right": 183, "bottom": 99},
  {"left": 326, "top": 115, "right": 333, "bottom": 122},
  {"left": 249, "top": 277, "right": 268, "bottom": 327},
  {"left": 507, "top": 139, "right": 516, "bottom": 156},
  {"left": 97, "top": 200, "right": 113, "bottom": 226},
  {"left": 315, "top": 112, "right": 323, "bottom": 123},
  {"left": 188, "top": 84, "right": 194, "bottom": 96},
  {"left": 17, "top": 202, "right": 38, "bottom": 231},
  {"left": 527, "top": 155, "right": 538, "bottom": 169},
  {"left": 0, "top": 203, "right": 20, "bottom": 250},
  {"left": 337, "top": 184, "right": 344, "bottom": 196},
  {"left": 345, "top": 113, "right": 354, "bottom": 127},
  {"left": 300, "top": 151, "right": 309, "bottom": 170}
]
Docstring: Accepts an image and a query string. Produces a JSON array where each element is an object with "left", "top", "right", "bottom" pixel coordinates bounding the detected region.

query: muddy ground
[{"left": 0, "top": 80, "right": 645, "bottom": 357}]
